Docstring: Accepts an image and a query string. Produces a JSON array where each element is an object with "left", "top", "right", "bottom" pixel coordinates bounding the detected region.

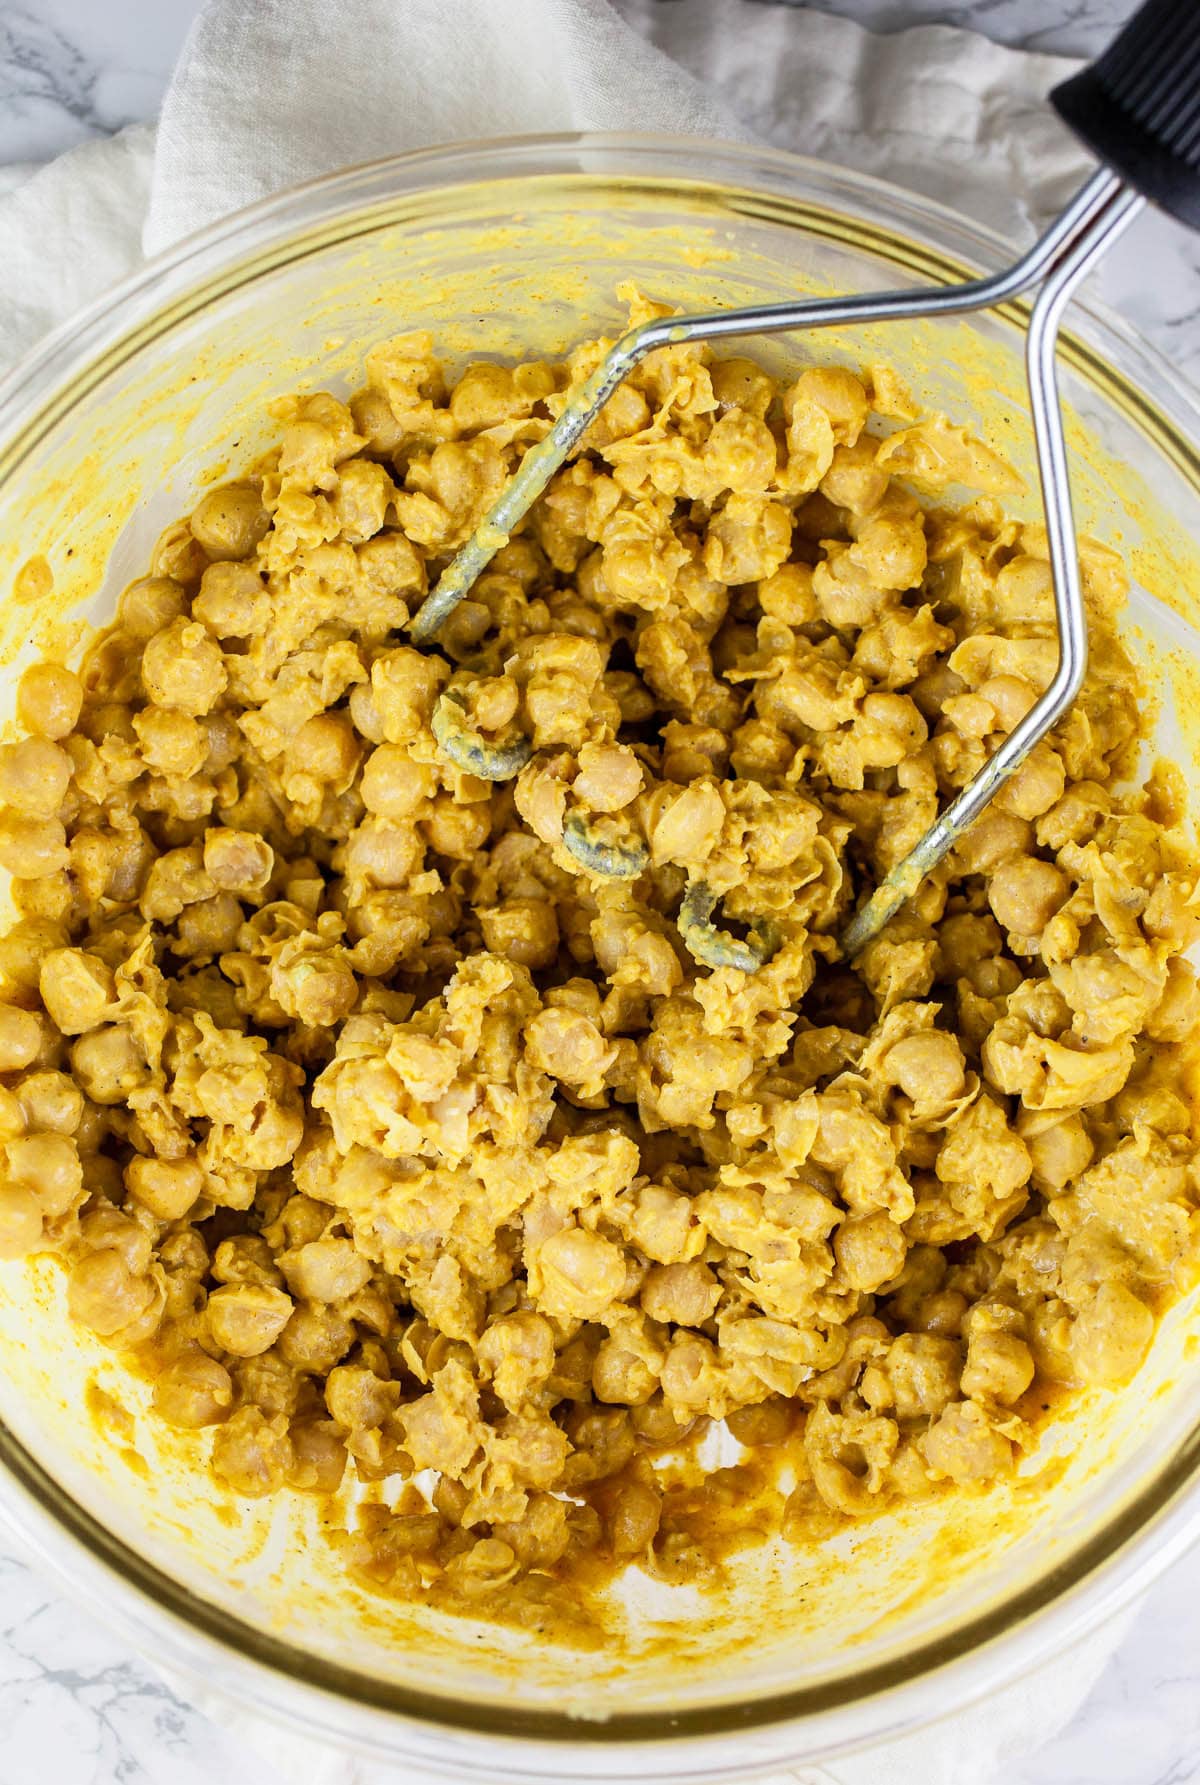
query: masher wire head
[{"left": 409, "top": 0, "right": 1200, "bottom": 958}]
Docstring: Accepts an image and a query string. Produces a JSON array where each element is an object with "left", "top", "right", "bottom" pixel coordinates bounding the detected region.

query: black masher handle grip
[{"left": 1052, "top": 0, "right": 1200, "bottom": 231}]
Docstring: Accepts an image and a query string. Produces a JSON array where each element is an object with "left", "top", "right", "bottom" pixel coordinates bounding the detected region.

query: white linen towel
[{"left": 0, "top": 1, "right": 1163, "bottom": 1780}]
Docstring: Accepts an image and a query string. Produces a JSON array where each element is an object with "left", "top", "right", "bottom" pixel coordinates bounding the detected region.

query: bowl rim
[{"left": 1, "top": 128, "right": 1199, "bottom": 1769}]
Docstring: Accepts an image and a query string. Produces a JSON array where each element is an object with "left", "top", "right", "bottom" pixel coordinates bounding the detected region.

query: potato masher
[{"left": 409, "top": 0, "right": 1200, "bottom": 957}]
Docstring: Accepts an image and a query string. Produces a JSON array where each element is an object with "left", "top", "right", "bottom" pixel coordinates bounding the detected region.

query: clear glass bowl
[{"left": 0, "top": 136, "right": 1198, "bottom": 1782}]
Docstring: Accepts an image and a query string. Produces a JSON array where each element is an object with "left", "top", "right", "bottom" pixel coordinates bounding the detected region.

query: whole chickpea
[
  {"left": 141, "top": 618, "right": 227, "bottom": 717},
  {"left": 421, "top": 795, "right": 491, "bottom": 859},
  {"left": 961, "top": 1330, "right": 1036, "bottom": 1405},
  {"left": 70, "top": 1024, "right": 149, "bottom": 1105},
  {"left": 153, "top": 1353, "right": 234, "bottom": 1428},
  {"left": 478, "top": 899, "right": 559, "bottom": 971},
  {"left": 0, "top": 739, "right": 72, "bottom": 816},
  {"left": 125, "top": 1154, "right": 205, "bottom": 1221},
  {"left": 0, "top": 1006, "right": 44, "bottom": 1073},
  {"left": 288, "top": 713, "right": 361, "bottom": 790},
  {"left": 280, "top": 1237, "right": 371, "bottom": 1303},
  {"left": 15, "top": 1070, "right": 83, "bottom": 1136},
  {"left": 277, "top": 1304, "right": 355, "bottom": 1373},
  {"left": 210, "top": 1406, "right": 292, "bottom": 1497},
  {"left": 996, "top": 743, "right": 1066, "bottom": 821},
  {"left": 592, "top": 1336, "right": 658, "bottom": 1407},
  {"left": 67, "top": 1248, "right": 157, "bottom": 1338},
  {"left": 286, "top": 1421, "right": 348, "bottom": 1494},
  {"left": 16, "top": 662, "right": 83, "bottom": 739},
  {"left": 116, "top": 576, "right": 187, "bottom": 641},
  {"left": 5, "top": 1130, "right": 81, "bottom": 1216},
  {"left": 987, "top": 854, "right": 1070, "bottom": 936},
  {"left": 884, "top": 1031, "right": 966, "bottom": 1106},
  {"left": 39, "top": 947, "right": 115, "bottom": 1035},
  {"left": 193, "top": 560, "right": 267, "bottom": 639},
  {"left": 726, "top": 1397, "right": 793, "bottom": 1446},
  {"left": 607, "top": 1480, "right": 662, "bottom": 1557},
  {"left": 980, "top": 675, "right": 1037, "bottom": 731},
  {"left": 572, "top": 743, "right": 643, "bottom": 813},
  {"left": 834, "top": 1211, "right": 908, "bottom": 1293},
  {"left": 207, "top": 1283, "right": 294, "bottom": 1357},
  {"left": 189, "top": 483, "right": 269, "bottom": 561},
  {"left": 360, "top": 746, "right": 435, "bottom": 820},
  {"left": 0, "top": 816, "right": 69, "bottom": 880}
]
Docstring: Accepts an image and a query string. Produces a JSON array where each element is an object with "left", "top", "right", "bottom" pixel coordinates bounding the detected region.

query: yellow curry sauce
[{"left": 0, "top": 290, "right": 1197, "bottom": 1633}]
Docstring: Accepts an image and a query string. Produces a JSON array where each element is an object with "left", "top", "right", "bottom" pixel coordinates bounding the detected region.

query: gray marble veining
[
  {"left": 0, "top": 2, "right": 1198, "bottom": 1783},
  {"left": 0, "top": 1541, "right": 275, "bottom": 1785},
  {"left": 762, "top": 0, "right": 1129, "bottom": 54},
  {"left": 0, "top": 0, "right": 196, "bottom": 163}
]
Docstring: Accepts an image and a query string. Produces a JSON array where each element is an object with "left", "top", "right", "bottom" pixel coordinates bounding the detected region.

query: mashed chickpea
[{"left": 0, "top": 292, "right": 1196, "bottom": 1617}]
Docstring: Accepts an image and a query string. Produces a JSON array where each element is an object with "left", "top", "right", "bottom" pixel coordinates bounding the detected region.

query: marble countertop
[{"left": 0, "top": 2, "right": 1198, "bottom": 1783}]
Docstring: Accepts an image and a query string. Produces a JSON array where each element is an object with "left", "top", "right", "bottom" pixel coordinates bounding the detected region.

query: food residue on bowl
[{"left": 0, "top": 290, "right": 1196, "bottom": 1635}]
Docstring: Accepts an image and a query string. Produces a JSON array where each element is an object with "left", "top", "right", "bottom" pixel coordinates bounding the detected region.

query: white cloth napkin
[
  {"left": 0, "top": 1, "right": 1152, "bottom": 1780},
  {"left": 143, "top": 0, "right": 1089, "bottom": 253}
]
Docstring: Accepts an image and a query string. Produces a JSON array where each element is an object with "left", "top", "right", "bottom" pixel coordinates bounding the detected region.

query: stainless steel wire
[
  {"left": 407, "top": 166, "right": 1144, "bottom": 956},
  {"left": 842, "top": 173, "right": 1143, "bottom": 953}
]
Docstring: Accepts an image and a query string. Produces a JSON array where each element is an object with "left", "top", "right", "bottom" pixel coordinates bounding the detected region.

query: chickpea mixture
[{"left": 1, "top": 290, "right": 1198, "bottom": 1615}]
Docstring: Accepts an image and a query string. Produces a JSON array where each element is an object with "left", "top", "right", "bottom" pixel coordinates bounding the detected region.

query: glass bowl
[{"left": 0, "top": 135, "right": 1198, "bottom": 1782}]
